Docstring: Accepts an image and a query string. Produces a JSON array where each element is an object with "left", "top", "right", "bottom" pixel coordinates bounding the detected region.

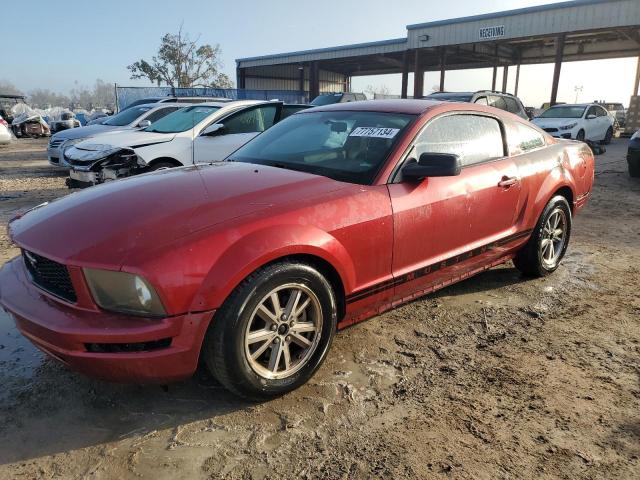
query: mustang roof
[{"left": 304, "top": 99, "right": 442, "bottom": 115}]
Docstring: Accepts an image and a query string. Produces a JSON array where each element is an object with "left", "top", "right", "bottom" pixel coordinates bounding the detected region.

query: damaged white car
[{"left": 64, "top": 100, "right": 306, "bottom": 187}]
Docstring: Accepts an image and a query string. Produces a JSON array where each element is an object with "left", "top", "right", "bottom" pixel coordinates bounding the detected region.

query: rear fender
[
  {"left": 533, "top": 153, "right": 576, "bottom": 215},
  {"left": 189, "top": 224, "right": 356, "bottom": 312}
]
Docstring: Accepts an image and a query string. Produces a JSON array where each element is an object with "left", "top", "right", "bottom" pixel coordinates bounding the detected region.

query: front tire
[
  {"left": 202, "top": 261, "right": 337, "bottom": 400},
  {"left": 514, "top": 196, "right": 572, "bottom": 277},
  {"left": 148, "top": 160, "right": 178, "bottom": 171},
  {"left": 576, "top": 129, "right": 585, "bottom": 141}
]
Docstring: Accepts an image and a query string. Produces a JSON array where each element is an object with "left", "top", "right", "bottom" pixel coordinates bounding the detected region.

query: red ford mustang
[{"left": 0, "top": 100, "right": 594, "bottom": 399}]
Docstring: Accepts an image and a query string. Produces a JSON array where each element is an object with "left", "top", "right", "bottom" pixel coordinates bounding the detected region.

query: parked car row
[{"left": 48, "top": 99, "right": 309, "bottom": 187}]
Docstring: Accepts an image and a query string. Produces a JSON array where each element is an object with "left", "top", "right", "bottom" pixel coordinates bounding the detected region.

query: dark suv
[
  {"left": 426, "top": 90, "right": 530, "bottom": 120},
  {"left": 311, "top": 92, "right": 367, "bottom": 106}
]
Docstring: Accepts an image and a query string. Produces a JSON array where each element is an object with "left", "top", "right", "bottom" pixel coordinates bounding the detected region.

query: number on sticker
[{"left": 349, "top": 127, "right": 400, "bottom": 139}]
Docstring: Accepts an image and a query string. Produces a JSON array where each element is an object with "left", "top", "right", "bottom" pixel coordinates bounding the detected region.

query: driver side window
[
  {"left": 223, "top": 105, "right": 278, "bottom": 134},
  {"left": 413, "top": 114, "right": 505, "bottom": 167}
]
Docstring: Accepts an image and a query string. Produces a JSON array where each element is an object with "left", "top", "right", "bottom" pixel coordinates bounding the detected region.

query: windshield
[
  {"left": 310, "top": 94, "right": 343, "bottom": 106},
  {"left": 104, "top": 106, "right": 152, "bottom": 126},
  {"left": 122, "top": 98, "right": 161, "bottom": 110},
  {"left": 229, "top": 111, "right": 415, "bottom": 185},
  {"left": 144, "top": 106, "right": 220, "bottom": 133},
  {"left": 539, "top": 106, "right": 586, "bottom": 119},
  {"left": 426, "top": 93, "right": 473, "bottom": 102}
]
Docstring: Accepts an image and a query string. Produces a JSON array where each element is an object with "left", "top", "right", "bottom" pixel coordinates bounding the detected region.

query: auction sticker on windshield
[{"left": 349, "top": 127, "right": 400, "bottom": 138}]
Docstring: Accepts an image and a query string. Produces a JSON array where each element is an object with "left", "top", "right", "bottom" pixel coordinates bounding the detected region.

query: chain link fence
[{"left": 115, "top": 86, "right": 308, "bottom": 111}]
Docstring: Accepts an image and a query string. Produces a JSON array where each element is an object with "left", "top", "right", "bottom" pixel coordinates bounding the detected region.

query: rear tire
[
  {"left": 514, "top": 196, "right": 572, "bottom": 277},
  {"left": 601, "top": 127, "right": 613, "bottom": 145},
  {"left": 629, "top": 159, "right": 640, "bottom": 178},
  {"left": 202, "top": 261, "right": 337, "bottom": 400}
]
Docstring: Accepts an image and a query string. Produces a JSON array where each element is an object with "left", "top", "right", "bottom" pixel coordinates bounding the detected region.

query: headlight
[
  {"left": 83, "top": 268, "right": 166, "bottom": 316},
  {"left": 559, "top": 122, "right": 578, "bottom": 131},
  {"left": 62, "top": 138, "right": 83, "bottom": 151},
  {"left": 65, "top": 144, "right": 122, "bottom": 162},
  {"left": 632, "top": 130, "right": 639, "bottom": 140}
]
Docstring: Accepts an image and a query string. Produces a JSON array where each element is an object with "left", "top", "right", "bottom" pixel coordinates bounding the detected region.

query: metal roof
[
  {"left": 237, "top": 38, "right": 407, "bottom": 64},
  {"left": 405, "top": 0, "right": 622, "bottom": 29},
  {"left": 236, "top": 0, "right": 639, "bottom": 69}
]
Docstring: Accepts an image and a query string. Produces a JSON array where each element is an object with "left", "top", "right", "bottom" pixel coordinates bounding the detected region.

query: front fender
[{"left": 189, "top": 224, "right": 357, "bottom": 312}]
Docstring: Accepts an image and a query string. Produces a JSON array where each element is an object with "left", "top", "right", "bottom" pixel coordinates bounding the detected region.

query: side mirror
[
  {"left": 586, "top": 114, "right": 596, "bottom": 120},
  {"left": 137, "top": 120, "right": 151, "bottom": 128},
  {"left": 402, "top": 153, "right": 462, "bottom": 181},
  {"left": 201, "top": 123, "right": 225, "bottom": 136}
]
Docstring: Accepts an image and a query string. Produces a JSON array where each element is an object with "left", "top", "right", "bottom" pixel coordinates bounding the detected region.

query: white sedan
[
  {"left": 532, "top": 103, "right": 615, "bottom": 144},
  {"left": 64, "top": 101, "right": 305, "bottom": 186}
]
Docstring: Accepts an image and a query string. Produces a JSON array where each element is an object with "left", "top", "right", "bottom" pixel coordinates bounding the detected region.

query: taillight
[{"left": 0, "top": 118, "right": 7, "bottom": 127}]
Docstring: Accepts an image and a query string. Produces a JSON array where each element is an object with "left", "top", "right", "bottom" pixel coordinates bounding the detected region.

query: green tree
[{"left": 127, "top": 26, "right": 233, "bottom": 88}]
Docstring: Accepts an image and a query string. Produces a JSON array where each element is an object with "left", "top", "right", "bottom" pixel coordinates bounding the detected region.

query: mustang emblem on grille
[{"left": 24, "top": 251, "right": 38, "bottom": 268}]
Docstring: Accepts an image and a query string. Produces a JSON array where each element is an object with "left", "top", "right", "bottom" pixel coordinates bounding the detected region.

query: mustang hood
[{"left": 8, "top": 162, "right": 346, "bottom": 269}]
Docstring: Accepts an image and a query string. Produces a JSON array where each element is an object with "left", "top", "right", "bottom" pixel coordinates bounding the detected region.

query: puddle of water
[{"left": 0, "top": 307, "right": 45, "bottom": 383}]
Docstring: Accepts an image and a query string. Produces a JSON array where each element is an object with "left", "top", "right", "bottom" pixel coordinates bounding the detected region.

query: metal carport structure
[{"left": 236, "top": 0, "right": 640, "bottom": 104}]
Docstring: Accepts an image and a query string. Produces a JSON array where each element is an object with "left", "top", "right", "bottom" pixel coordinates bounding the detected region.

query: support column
[
  {"left": 413, "top": 49, "right": 424, "bottom": 99},
  {"left": 634, "top": 56, "right": 640, "bottom": 96},
  {"left": 501, "top": 65, "right": 509, "bottom": 93},
  {"left": 236, "top": 67, "right": 246, "bottom": 89},
  {"left": 514, "top": 63, "right": 521, "bottom": 97},
  {"left": 401, "top": 50, "right": 409, "bottom": 99},
  {"left": 491, "top": 65, "right": 498, "bottom": 91},
  {"left": 298, "top": 67, "right": 305, "bottom": 102},
  {"left": 310, "top": 61, "right": 320, "bottom": 100},
  {"left": 439, "top": 47, "right": 447, "bottom": 92},
  {"left": 550, "top": 34, "right": 566, "bottom": 106}
]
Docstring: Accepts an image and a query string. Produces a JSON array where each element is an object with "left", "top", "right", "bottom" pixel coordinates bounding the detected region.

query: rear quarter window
[{"left": 508, "top": 122, "right": 546, "bottom": 155}]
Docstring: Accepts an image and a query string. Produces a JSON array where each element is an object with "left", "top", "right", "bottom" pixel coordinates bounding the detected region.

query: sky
[{"left": 1, "top": 0, "right": 637, "bottom": 108}]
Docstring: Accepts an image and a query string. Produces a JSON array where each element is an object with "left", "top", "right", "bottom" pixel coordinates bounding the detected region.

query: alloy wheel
[
  {"left": 244, "top": 283, "right": 323, "bottom": 380},
  {"left": 540, "top": 208, "right": 567, "bottom": 268}
]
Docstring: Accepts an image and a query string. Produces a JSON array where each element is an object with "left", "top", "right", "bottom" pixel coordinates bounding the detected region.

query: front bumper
[
  {"left": 47, "top": 145, "right": 72, "bottom": 168},
  {"left": 0, "top": 256, "right": 214, "bottom": 384},
  {"left": 541, "top": 127, "right": 577, "bottom": 140}
]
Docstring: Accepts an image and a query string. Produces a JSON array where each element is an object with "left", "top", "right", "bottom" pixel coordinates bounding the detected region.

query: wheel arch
[
  {"left": 189, "top": 225, "right": 356, "bottom": 318},
  {"left": 553, "top": 185, "right": 574, "bottom": 212},
  {"left": 147, "top": 156, "right": 183, "bottom": 168}
]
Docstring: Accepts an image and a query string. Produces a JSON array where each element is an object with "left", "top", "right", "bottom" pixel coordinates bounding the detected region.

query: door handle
[{"left": 498, "top": 176, "right": 519, "bottom": 188}]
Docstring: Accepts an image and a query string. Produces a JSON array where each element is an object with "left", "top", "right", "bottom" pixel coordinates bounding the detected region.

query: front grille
[
  {"left": 49, "top": 139, "right": 65, "bottom": 148},
  {"left": 543, "top": 127, "right": 559, "bottom": 133},
  {"left": 22, "top": 250, "right": 77, "bottom": 303}
]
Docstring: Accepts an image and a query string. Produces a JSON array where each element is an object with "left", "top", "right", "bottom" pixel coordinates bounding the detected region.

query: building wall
[{"left": 243, "top": 65, "right": 347, "bottom": 92}]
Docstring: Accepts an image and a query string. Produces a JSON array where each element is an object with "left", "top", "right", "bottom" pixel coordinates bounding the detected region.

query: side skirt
[{"left": 337, "top": 254, "right": 515, "bottom": 329}]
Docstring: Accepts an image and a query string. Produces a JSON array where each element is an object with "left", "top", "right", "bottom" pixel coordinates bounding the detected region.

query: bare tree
[
  {"left": 0, "top": 80, "right": 23, "bottom": 96},
  {"left": 364, "top": 84, "right": 391, "bottom": 99},
  {"left": 127, "top": 26, "right": 233, "bottom": 88},
  {"left": 28, "top": 89, "right": 71, "bottom": 109}
]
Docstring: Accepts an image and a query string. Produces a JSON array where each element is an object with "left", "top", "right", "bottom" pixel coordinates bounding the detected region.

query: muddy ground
[{"left": 0, "top": 138, "right": 638, "bottom": 479}]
